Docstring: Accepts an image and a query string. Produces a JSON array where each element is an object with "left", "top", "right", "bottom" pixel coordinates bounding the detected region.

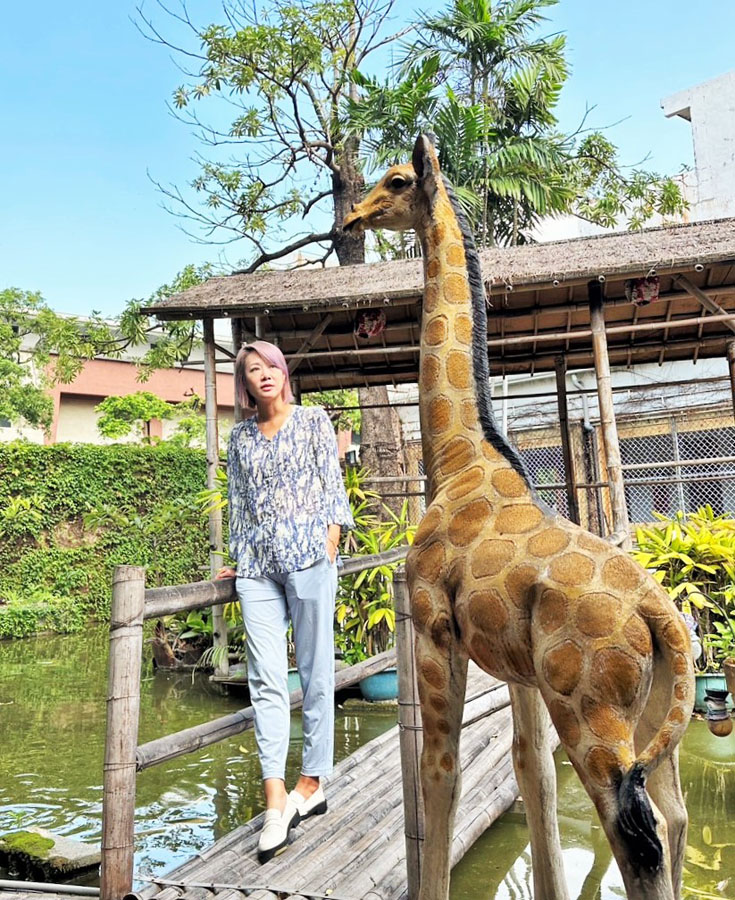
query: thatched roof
[{"left": 146, "top": 218, "right": 735, "bottom": 389}]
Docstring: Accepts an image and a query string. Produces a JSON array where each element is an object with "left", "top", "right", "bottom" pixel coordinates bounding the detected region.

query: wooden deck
[
  {"left": 132, "top": 664, "right": 517, "bottom": 900},
  {"left": 0, "top": 664, "right": 526, "bottom": 900}
]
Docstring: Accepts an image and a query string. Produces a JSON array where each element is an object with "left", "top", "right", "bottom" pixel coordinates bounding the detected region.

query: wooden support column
[
  {"left": 588, "top": 282, "right": 631, "bottom": 549},
  {"left": 728, "top": 341, "right": 735, "bottom": 426},
  {"left": 554, "top": 356, "right": 580, "bottom": 524},
  {"left": 101, "top": 565, "right": 146, "bottom": 900},
  {"left": 231, "top": 318, "right": 245, "bottom": 424},
  {"left": 394, "top": 567, "right": 423, "bottom": 899},
  {"left": 203, "top": 318, "right": 229, "bottom": 676}
]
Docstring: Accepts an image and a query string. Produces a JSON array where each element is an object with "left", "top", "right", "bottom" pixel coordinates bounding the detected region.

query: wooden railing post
[
  {"left": 394, "top": 567, "right": 423, "bottom": 899},
  {"left": 101, "top": 565, "right": 146, "bottom": 900}
]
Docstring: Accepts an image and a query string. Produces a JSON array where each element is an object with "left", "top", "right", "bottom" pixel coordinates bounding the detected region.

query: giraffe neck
[{"left": 417, "top": 179, "right": 533, "bottom": 497}]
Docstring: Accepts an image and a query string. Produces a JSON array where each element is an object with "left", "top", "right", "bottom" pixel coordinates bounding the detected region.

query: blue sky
[{"left": 2, "top": 0, "right": 734, "bottom": 318}]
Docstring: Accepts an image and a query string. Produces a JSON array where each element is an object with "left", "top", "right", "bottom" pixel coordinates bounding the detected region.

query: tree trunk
[{"left": 332, "top": 142, "right": 406, "bottom": 518}]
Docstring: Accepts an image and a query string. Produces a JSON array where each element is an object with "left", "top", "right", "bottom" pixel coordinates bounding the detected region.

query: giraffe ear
[{"left": 412, "top": 133, "right": 439, "bottom": 212}]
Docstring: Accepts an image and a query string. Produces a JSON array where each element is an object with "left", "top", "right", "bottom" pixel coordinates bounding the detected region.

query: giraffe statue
[{"left": 343, "top": 135, "right": 694, "bottom": 900}]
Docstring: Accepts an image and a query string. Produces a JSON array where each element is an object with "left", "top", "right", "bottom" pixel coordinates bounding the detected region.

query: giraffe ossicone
[{"left": 343, "top": 134, "right": 695, "bottom": 900}]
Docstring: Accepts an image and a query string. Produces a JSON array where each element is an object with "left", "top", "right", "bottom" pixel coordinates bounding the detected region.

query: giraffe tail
[{"left": 615, "top": 602, "right": 695, "bottom": 876}]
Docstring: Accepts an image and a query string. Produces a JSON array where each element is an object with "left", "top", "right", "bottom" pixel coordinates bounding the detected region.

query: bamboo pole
[
  {"left": 554, "top": 356, "right": 580, "bottom": 524},
  {"left": 728, "top": 341, "right": 735, "bottom": 426},
  {"left": 101, "top": 566, "right": 146, "bottom": 900},
  {"left": 203, "top": 318, "right": 228, "bottom": 677},
  {"left": 231, "top": 318, "right": 245, "bottom": 424},
  {"left": 588, "top": 281, "right": 631, "bottom": 549},
  {"left": 393, "top": 568, "right": 422, "bottom": 900}
]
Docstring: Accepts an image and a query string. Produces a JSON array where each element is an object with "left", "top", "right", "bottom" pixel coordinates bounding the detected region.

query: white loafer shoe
[
  {"left": 257, "top": 797, "right": 300, "bottom": 863},
  {"left": 288, "top": 785, "right": 327, "bottom": 820}
]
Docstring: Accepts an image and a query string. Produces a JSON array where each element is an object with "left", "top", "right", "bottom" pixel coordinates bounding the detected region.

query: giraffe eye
[{"left": 389, "top": 175, "right": 410, "bottom": 190}]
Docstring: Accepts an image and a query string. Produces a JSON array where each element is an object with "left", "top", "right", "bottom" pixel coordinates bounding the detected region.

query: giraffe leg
[
  {"left": 564, "top": 744, "right": 676, "bottom": 900},
  {"left": 635, "top": 658, "right": 688, "bottom": 899},
  {"left": 508, "top": 683, "right": 570, "bottom": 900},
  {"left": 414, "top": 617, "right": 468, "bottom": 900}
]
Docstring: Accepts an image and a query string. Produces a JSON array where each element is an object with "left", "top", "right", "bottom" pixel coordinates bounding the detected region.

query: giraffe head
[{"left": 343, "top": 134, "right": 442, "bottom": 235}]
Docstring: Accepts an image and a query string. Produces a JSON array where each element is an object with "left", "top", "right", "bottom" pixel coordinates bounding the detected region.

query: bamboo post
[
  {"left": 554, "top": 356, "right": 580, "bottom": 524},
  {"left": 728, "top": 341, "right": 735, "bottom": 426},
  {"left": 203, "top": 318, "right": 229, "bottom": 676},
  {"left": 231, "top": 318, "right": 245, "bottom": 424},
  {"left": 394, "top": 567, "right": 423, "bottom": 899},
  {"left": 588, "top": 281, "right": 631, "bottom": 549},
  {"left": 101, "top": 566, "right": 146, "bottom": 900}
]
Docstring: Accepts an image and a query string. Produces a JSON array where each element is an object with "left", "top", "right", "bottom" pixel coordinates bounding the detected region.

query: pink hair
[{"left": 234, "top": 340, "right": 294, "bottom": 414}]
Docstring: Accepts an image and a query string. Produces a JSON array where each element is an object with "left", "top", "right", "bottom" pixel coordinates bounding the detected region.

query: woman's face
[{"left": 244, "top": 352, "right": 287, "bottom": 404}]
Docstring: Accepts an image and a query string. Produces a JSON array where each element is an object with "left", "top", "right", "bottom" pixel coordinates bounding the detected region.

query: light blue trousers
[{"left": 236, "top": 555, "right": 337, "bottom": 782}]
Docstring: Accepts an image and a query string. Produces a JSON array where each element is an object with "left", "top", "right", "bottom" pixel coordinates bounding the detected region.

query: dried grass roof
[{"left": 146, "top": 218, "right": 735, "bottom": 389}]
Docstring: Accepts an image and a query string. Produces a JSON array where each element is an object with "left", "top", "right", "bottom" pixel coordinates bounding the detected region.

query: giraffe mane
[{"left": 440, "top": 175, "right": 536, "bottom": 490}]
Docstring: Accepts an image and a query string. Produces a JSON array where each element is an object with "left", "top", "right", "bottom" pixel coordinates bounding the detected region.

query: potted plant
[{"left": 632, "top": 507, "right": 735, "bottom": 711}]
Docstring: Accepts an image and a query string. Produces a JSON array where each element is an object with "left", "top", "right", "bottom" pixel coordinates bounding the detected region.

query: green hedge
[{"left": 0, "top": 442, "right": 210, "bottom": 638}]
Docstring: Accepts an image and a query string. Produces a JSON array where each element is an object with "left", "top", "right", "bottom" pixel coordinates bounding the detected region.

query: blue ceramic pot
[
  {"left": 287, "top": 669, "right": 301, "bottom": 693},
  {"left": 359, "top": 667, "right": 398, "bottom": 701}
]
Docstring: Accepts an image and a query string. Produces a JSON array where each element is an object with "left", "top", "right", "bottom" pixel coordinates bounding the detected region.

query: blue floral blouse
[{"left": 227, "top": 405, "right": 354, "bottom": 577}]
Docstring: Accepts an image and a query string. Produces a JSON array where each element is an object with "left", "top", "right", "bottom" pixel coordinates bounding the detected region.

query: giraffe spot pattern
[
  {"left": 444, "top": 272, "right": 468, "bottom": 304},
  {"left": 437, "top": 719, "right": 451, "bottom": 734},
  {"left": 581, "top": 696, "right": 630, "bottom": 742},
  {"left": 470, "top": 633, "right": 503, "bottom": 674},
  {"left": 446, "top": 242, "right": 464, "bottom": 266},
  {"left": 537, "top": 588, "right": 567, "bottom": 634},
  {"left": 425, "top": 315, "right": 448, "bottom": 346},
  {"left": 438, "top": 436, "right": 475, "bottom": 475},
  {"left": 448, "top": 498, "right": 493, "bottom": 546},
  {"left": 602, "top": 555, "right": 644, "bottom": 591},
  {"left": 575, "top": 593, "right": 620, "bottom": 638},
  {"left": 639, "top": 590, "right": 669, "bottom": 620},
  {"left": 528, "top": 527, "right": 570, "bottom": 558},
  {"left": 446, "top": 350, "right": 472, "bottom": 389},
  {"left": 423, "top": 282, "right": 439, "bottom": 313},
  {"left": 432, "top": 222, "right": 447, "bottom": 244},
  {"left": 412, "top": 588, "right": 433, "bottom": 631},
  {"left": 413, "top": 541, "right": 446, "bottom": 582},
  {"left": 663, "top": 617, "right": 691, "bottom": 654},
  {"left": 549, "top": 552, "right": 595, "bottom": 586},
  {"left": 491, "top": 468, "right": 527, "bottom": 498},
  {"left": 455, "top": 313, "right": 473, "bottom": 345},
  {"left": 426, "top": 258, "right": 440, "bottom": 278},
  {"left": 428, "top": 395, "right": 452, "bottom": 434},
  {"left": 668, "top": 706, "right": 686, "bottom": 725},
  {"left": 577, "top": 532, "right": 609, "bottom": 554},
  {"left": 585, "top": 745, "right": 621, "bottom": 786},
  {"left": 548, "top": 700, "right": 581, "bottom": 748},
  {"left": 470, "top": 539, "right": 516, "bottom": 578},
  {"left": 672, "top": 652, "right": 689, "bottom": 676},
  {"left": 429, "top": 693, "right": 448, "bottom": 712},
  {"left": 446, "top": 466, "right": 484, "bottom": 500},
  {"left": 460, "top": 398, "right": 477, "bottom": 429},
  {"left": 431, "top": 614, "right": 453, "bottom": 651},
  {"left": 413, "top": 506, "right": 442, "bottom": 545},
  {"left": 495, "top": 504, "right": 543, "bottom": 534},
  {"left": 440, "top": 753, "right": 455, "bottom": 772},
  {"left": 421, "top": 354, "right": 441, "bottom": 391},
  {"left": 504, "top": 564, "right": 538, "bottom": 609},
  {"left": 421, "top": 658, "right": 446, "bottom": 690},
  {"left": 623, "top": 614, "right": 652, "bottom": 656},
  {"left": 590, "top": 648, "right": 642, "bottom": 708},
  {"left": 467, "top": 589, "right": 509, "bottom": 634},
  {"left": 543, "top": 640, "right": 583, "bottom": 696},
  {"left": 674, "top": 682, "right": 688, "bottom": 701}
]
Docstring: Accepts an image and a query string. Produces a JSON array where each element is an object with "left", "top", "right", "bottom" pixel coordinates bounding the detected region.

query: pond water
[{"left": 1, "top": 628, "right": 733, "bottom": 899}]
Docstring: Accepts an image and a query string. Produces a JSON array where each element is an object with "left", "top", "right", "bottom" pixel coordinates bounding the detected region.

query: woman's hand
[
  {"left": 326, "top": 524, "right": 341, "bottom": 564},
  {"left": 215, "top": 566, "right": 237, "bottom": 580},
  {"left": 326, "top": 540, "right": 338, "bottom": 564}
]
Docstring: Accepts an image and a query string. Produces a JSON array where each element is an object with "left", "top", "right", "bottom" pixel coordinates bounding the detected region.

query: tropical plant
[{"left": 632, "top": 506, "right": 735, "bottom": 671}]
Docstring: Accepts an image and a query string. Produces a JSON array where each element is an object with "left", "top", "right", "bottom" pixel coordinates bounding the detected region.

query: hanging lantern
[{"left": 704, "top": 688, "right": 733, "bottom": 737}]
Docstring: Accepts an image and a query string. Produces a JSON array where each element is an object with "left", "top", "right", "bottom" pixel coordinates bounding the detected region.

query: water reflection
[
  {"left": 451, "top": 721, "right": 735, "bottom": 900},
  {"left": 0, "top": 628, "right": 396, "bottom": 885}
]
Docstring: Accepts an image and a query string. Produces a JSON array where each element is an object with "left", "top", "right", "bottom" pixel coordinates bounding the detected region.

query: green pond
[{"left": 0, "top": 628, "right": 733, "bottom": 899}]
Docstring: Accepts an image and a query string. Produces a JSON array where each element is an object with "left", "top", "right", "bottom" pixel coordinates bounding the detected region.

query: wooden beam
[
  {"left": 288, "top": 314, "right": 334, "bottom": 374},
  {"left": 588, "top": 282, "right": 631, "bottom": 549},
  {"left": 728, "top": 341, "right": 735, "bottom": 426},
  {"left": 554, "top": 356, "right": 580, "bottom": 524},
  {"left": 203, "top": 319, "right": 229, "bottom": 677},
  {"left": 673, "top": 274, "right": 735, "bottom": 335},
  {"left": 231, "top": 318, "right": 245, "bottom": 423}
]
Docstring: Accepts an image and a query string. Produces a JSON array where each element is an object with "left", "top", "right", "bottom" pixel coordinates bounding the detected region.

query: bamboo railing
[{"left": 100, "top": 546, "right": 414, "bottom": 900}]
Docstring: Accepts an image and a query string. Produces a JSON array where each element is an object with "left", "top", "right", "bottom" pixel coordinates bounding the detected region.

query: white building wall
[{"left": 662, "top": 70, "right": 735, "bottom": 221}]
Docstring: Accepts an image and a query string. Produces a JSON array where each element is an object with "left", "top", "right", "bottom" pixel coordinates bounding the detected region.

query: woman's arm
[{"left": 313, "top": 409, "right": 355, "bottom": 554}]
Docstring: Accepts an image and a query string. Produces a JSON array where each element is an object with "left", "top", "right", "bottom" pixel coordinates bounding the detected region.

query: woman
[{"left": 216, "top": 340, "right": 353, "bottom": 863}]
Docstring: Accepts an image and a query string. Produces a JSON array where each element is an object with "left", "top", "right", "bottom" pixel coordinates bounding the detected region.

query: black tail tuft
[{"left": 616, "top": 763, "right": 664, "bottom": 876}]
